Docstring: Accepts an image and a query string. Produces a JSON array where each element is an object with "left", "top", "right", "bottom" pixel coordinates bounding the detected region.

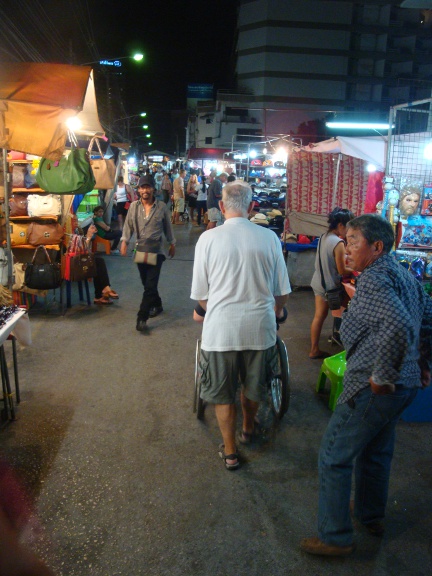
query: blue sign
[
  {"left": 187, "top": 83, "right": 213, "bottom": 99},
  {"left": 99, "top": 60, "right": 122, "bottom": 67}
]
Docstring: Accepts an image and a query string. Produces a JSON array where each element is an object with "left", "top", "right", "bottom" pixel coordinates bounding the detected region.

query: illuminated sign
[
  {"left": 187, "top": 83, "right": 213, "bottom": 99},
  {"left": 99, "top": 60, "right": 122, "bottom": 67}
]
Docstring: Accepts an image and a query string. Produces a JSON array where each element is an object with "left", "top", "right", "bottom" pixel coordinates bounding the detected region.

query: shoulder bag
[
  {"left": 10, "top": 222, "right": 29, "bottom": 246},
  {"left": 133, "top": 203, "right": 159, "bottom": 265},
  {"left": 88, "top": 136, "right": 116, "bottom": 190},
  {"left": 36, "top": 132, "right": 96, "bottom": 195},
  {"left": 28, "top": 222, "right": 64, "bottom": 246},
  {"left": 9, "top": 195, "right": 28, "bottom": 217},
  {"left": 318, "top": 234, "right": 343, "bottom": 310},
  {"left": 65, "top": 234, "right": 97, "bottom": 281},
  {"left": 24, "top": 246, "right": 62, "bottom": 290},
  {"left": 27, "top": 194, "right": 62, "bottom": 217}
]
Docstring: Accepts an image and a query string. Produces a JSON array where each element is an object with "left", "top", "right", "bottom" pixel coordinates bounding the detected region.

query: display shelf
[
  {"left": 11, "top": 188, "right": 45, "bottom": 193},
  {"left": 9, "top": 215, "right": 59, "bottom": 222},
  {"left": 11, "top": 244, "right": 61, "bottom": 250}
]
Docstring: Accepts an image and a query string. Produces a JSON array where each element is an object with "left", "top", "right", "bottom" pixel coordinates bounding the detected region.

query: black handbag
[{"left": 24, "top": 246, "right": 62, "bottom": 290}]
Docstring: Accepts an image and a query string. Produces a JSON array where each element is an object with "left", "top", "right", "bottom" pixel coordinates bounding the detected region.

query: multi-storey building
[{"left": 188, "top": 0, "right": 432, "bottom": 153}]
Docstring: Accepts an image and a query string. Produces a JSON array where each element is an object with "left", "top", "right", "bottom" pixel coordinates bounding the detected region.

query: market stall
[{"left": 0, "top": 62, "right": 107, "bottom": 308}]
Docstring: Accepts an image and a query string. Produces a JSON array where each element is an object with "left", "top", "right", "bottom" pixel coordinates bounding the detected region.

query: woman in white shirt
[
  {"left": 114, "top": 176, "right": 132, "bottom": 230},
  {"left": 196, "top": 176, "right": 207, "bottom": 226}
]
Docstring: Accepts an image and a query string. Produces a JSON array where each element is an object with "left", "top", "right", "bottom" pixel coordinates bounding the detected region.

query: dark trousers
[
  {"left": 137, "top": 255, "right": 165, "bottom": 320},
  {"left": 196, "top": 200, "right": 207, "bottom": 225},
  {"left": 93, "top": 256, "right": 110, "bottom": 298},
  {"left": 104, "top": 230, "right": 122, "bottom": 250}
]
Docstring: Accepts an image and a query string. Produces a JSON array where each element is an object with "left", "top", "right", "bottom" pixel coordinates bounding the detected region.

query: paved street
[{"left": 1, "top": 223, "right": 431, "bottom": 576}]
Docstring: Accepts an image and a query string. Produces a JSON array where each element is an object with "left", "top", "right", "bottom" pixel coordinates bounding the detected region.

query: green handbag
[{"left": 36, "top": 148, "right": 96, "bottom": 195}]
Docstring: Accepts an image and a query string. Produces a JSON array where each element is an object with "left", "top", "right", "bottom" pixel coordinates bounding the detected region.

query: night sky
[{"left": 0, "top": 0, "right": 239, "bottom": 151}]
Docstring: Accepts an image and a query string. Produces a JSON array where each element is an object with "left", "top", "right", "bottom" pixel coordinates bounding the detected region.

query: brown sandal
[
  {"left": 94, "top": 297, "right": 113, "bottom": 305},
  {"left": 102, "top": 288, "right": 119, "bottom": 299}
]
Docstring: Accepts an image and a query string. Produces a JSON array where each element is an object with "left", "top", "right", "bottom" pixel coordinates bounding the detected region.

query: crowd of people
[{"left": 22, "top": 169, "right": 431, "bottom": 571}]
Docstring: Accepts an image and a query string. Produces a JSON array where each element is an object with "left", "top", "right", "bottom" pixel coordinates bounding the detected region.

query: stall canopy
[
  {"left": 0, "top": 62, "right": 104, "bottom": 160},
  {"left": 286, "top": 136, "right": 387, "bottom": 236},
  {"left": 304, "top": 135, "right": 387, "bottom": 172}
]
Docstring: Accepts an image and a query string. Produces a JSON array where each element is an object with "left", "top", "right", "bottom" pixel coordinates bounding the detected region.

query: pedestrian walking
[
  {"left": 120, "top": 175, "right": 176, "bottom": 332},
  {"left": 191, "top": 179, "right": 291, "bottom": 470}
]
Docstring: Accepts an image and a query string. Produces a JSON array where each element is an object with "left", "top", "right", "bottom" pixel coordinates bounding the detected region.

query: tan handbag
[
  {"left": 88, "top": 136, "right": 116, "bottom": 190},
  {"left": 134, "top": 251, "right": 158, "bottom": 265},
  {"left": 10, "top": 222, "right": 29, "bottom": 246},
  {"left": 27, "top": 222, "right": 64, "bottom": 245}
]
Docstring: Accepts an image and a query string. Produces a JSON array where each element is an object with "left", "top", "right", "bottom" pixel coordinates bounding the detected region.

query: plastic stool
[
  {"left": 92, "top": 235, "right": 111, "bottom": 255},
  {"left": 316, "top": 350, "right": 347, "bottom": 410},
  {"left": 65, "top": 280, "right": 91, "bottom": 308}
]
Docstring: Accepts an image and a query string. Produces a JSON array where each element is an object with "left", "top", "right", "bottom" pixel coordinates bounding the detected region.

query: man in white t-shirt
[{"left": 191, "top": 180, "right": 291, "bottom": 470}]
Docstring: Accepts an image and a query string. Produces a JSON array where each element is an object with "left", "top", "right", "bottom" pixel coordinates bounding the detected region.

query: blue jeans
[{"left": 318, "top": 386, "right": 417, "bottom": 546}]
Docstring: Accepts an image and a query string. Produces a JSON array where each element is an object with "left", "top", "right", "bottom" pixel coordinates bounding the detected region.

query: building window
[{"left": 205, "top": 137, "right": 213, "bottom": 145}]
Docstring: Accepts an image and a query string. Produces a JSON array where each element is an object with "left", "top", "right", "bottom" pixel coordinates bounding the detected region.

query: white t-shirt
[
  {"left": 116, "top": 184, "right": 128, "bottom": 203},
  {"left": 191, "top": 217, "right": 291, "bottom": 351}
]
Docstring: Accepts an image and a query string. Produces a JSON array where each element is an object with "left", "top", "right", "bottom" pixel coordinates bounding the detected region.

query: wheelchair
[{"left": 193, "top": 336, "right": 290, "bottom": 421}]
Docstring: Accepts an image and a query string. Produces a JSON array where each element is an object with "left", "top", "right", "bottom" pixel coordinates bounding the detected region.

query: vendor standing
[{"left": 301, "top": 214, "right": 432, "bottom": 557}]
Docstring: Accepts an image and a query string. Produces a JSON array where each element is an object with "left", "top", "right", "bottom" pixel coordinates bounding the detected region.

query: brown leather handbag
[
  {"left": 27, "top": 222, "right": 64, "bottom": 245},
  {"left": 9, "top": 195, "right": 28, "bottom": 217}
]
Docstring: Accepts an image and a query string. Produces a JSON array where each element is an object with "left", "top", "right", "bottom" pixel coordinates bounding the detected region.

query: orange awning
[{"left": 0, "top": 62, "right": 104, "bottom": 160}]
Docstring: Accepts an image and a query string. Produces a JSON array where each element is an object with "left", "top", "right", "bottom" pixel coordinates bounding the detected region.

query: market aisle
[{"left": 0, "top": 224, "right": 431, "bottom": 576}]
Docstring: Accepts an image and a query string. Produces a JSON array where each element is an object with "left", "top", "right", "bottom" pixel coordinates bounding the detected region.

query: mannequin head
[{"left": 399, "top": 185, "right": 421, "bottom": 216}]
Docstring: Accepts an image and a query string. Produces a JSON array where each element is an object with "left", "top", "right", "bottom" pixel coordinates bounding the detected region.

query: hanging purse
[
  {"left": 88, "top": 136, "right": 116, "bottom": 190},
  {"left": 27, "top": 194, "right": 62, "bottom": 217},
  {"left": 24, "top": 246, "right": 62, "bottom": 290},
  {"left": 27, "top": 222, "right": 64, "bottom": 245},
  {"left": 65, "top": 234, "right": 97, "bottom": 281},
  {"left": 36, "top": 132, "right": 96, "bottom": 195}
]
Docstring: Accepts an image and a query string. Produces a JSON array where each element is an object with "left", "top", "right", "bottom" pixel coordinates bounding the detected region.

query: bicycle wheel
[
  {"left": 193, "top": 339, "right": 206, "bottom": 419},
  {"left": 269, "top": 336, "right": 290, "bottom": 419}
]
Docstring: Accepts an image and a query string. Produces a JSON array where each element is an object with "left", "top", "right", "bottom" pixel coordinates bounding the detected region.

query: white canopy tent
[{"left": 304, "top": 135, "right": 387, "bottom": 171}]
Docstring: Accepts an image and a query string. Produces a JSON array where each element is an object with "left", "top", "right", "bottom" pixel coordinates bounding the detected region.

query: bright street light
[
  {"left": 143, "top": 125, "right": 149, "bottom": 129},
  {"left": 326, "top": 122, "right": 394, "bottom": 130},
  {"left": 146, "top": 134, "right": 151, "bottom": 138}
]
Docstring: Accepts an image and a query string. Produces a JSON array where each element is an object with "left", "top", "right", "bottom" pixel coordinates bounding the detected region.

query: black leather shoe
[
  {"left": 136, "top": 319, "right": 147, "bottom": 331},
  {"left": 149, "top": 306, "right": 163, "bottom": 318}
]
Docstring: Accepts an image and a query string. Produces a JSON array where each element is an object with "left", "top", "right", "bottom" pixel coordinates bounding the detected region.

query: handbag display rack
[{"left": 3, "top": 155, "right": 64, "bottom": 309}]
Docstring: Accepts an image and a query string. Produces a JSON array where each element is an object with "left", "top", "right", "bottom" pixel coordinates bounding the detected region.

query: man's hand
[
  {"left": 120, "top": 241, "right": 128, "bottom": 257},
  {"left": 369, "top": 377, "right": 395, "bottom": 395},
  {"left": 168, "top": 244, "right": 175, "bottom": 259}
]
